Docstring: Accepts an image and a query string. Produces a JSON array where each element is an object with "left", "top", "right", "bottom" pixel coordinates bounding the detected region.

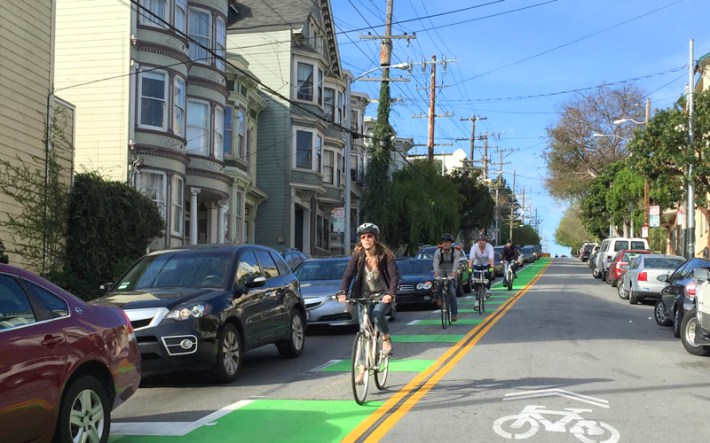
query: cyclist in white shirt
[{"left": 469, "top": 235, "right": 495, "bottom": 297}]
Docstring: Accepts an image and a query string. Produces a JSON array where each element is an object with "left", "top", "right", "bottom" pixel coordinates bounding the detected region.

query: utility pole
[
  {"left": 521, "top": 187, "right": 526, "bottom": 225},
  {"left": 482, "top": 133, "right": 489, "bottom": 180},
  {"left": 460, "top": 115, "right": 486, "bottom": 166},
  {"left": 686, "top": 39, "right": 696, "bottom": 259},
  {"left": 428, "top": 55, "right": 436, "bottom": 162},
  {"left": 509, "top": 170, "right": 516, "bottom": 243},
  {"left": 643, "top": 98, "right": 651, "bottom": 229}
]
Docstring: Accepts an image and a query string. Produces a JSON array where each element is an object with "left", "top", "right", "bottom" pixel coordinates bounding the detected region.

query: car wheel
[
  {"left": 277, "top": 309, "right": 305, "bottom": 358},
  {"left": 673, "top": 308, "right": 683, "bottom": 338},
  {"left": 654, "top": 300, "right": 672, "bottom": 326},
  {"left": 55, "top": 375, "right": 110, "bottom": 443},
  {"left": 212, "top": 323, "right": 243, "bottom": 383},
  {"left": 629, "top": 287, "right": 639, "bottom": 304},
  {"left": 592, "top": 268, "right": 600, "bottom": 279},
  {"left": 680, "top": 309, "right": 710, "bottom": 356},
  {"left": 617, "top": 283, "right": 628, "bottom": 300}
]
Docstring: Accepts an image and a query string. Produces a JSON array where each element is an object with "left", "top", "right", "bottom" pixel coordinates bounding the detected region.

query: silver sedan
[
  {"left": 618, "top": 254, "right": 686, "bottom": 304},
  {"left": 292, "top": 257, "right": 359, "bottom": 327}
]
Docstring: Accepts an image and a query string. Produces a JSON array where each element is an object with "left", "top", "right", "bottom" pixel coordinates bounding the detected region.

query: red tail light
[
  {"left": 637, "top": 271, "right": 647, "bottom": 282},
  {"left": 121, "top": 310, "right": 137, "bottom": 341},
  {"left": 685, "top": 280, "right": 697, "bottom": 298}
]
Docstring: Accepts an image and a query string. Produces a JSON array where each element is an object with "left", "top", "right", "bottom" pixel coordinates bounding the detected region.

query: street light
[{"left": 352, "top": 63, "right": 411, "bottom": 82}]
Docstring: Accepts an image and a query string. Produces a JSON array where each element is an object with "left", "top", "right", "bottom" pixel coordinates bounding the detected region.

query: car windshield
[
  {"left": 396, "top": 259, "right": 433, "bottom": 275},
  {"left": 644, "top": 257, "right": 685, "bottom": 269},
  {"left": 114, "top": 250, "right": 233, "bottom": 291},
  {"left": 293, "top": 260, "right": 348, "bottom": 281},
  {"left": 415, "top": 248, "right": 436, "bottom": 260}
]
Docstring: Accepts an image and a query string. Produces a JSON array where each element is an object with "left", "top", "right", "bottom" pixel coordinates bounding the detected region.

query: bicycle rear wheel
[
  {"left": 351, "top": 331, "right": 370, "bottom": 404},
  {"left": 507, "top": 270, "right": 513, "bottom": 291},
  {"left": 374, "top": 334, "right": 390, "bottom": 390}
]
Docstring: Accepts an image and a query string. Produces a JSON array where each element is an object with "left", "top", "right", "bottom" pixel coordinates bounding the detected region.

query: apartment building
[{"left": 55, "top": 0, "right": 263, "bottom": 249}]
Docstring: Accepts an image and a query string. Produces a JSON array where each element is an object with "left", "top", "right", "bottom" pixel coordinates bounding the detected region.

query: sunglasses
[{"left": 360, "top": 234, "right": 375, "bottom": 240}]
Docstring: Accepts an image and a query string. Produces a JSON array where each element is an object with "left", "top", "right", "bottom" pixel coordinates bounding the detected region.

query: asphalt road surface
[{"left": 109, "top": 257, "right": 710, "bottom": 443}]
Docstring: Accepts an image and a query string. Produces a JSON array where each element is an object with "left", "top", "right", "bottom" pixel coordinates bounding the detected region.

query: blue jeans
[
  {"left": 437, "top": 278, "right": 458, "bottom": 316},
  {"left": 359, "top": 302, "right": 390, "bottom": 334}
]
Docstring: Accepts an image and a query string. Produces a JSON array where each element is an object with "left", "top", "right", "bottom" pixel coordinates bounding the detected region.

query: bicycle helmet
[
  {"left": 477, "top": 234, "right": 487, "bottom": 241},
  {"left": 357, "top": 222, "right": 380, "bottom": 237},
  {"left": 441, "top": 233, "right": 454, "bottom": 242}
]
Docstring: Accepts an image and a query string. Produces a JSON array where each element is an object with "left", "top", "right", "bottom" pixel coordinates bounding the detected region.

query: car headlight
[
  {"left": 166, "top": 303, "right": 212, "bottom": 320},
  {"left": 417, "top": 281, "right": 432, "bottom": 290}
]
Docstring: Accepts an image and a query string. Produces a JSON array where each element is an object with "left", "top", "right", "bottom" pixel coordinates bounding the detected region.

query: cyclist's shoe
[
  {"left": 354, "top": 367, "right": 366, "bottom": 385},
  {"left": 382, "top": 335, "right": 393, "bottom": 355},
  {"left": 452, "top": 315, "right": 458, "bottom": 322}
]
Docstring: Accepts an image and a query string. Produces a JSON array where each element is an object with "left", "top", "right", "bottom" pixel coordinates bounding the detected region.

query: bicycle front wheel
[
  {"left": 351, "top": 331, "right": 370, "bottom": 404},
  {"left": 477, "top": 285, "right": 485, "bottom": 314},
  {"left": 374, "top": 334, "right": 390, "bottom": 390},
  {"left": 441, "top": 289, "right": 449, "bottom": 329}
]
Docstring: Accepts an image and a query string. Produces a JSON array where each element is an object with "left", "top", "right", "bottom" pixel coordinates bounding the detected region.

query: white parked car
[{"left": 618, "top": 254, "right": 685, "bottom": 304}]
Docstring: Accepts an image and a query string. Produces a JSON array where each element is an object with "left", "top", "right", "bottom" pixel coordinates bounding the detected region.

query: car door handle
[{"left": 41, "top": 334, "right": 64, "bottom": 348}]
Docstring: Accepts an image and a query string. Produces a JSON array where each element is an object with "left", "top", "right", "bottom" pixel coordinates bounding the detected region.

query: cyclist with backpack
[{"left": 433, "top": 233, "right": 462, "bottom": 321}]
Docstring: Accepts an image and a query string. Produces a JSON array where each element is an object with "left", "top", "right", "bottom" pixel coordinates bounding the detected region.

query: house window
[
  {"left": 316, "top": 135, "right": 322, "bottom": 172},
  {"left": 173, "top": 76, "right": 185, "bottom": 137},
  {"left": 174, "top": 0, "right": 187, "bottom": 33},
  {"left": 139, "top": 71, "right": 167, "bottom": 130},
  {"left": 323, "top": 150, "right": 334, "bottom": 184},
  {"left": 337, "top": 153, "right": 343, "bottom": 187},
  {"left": 214, "top": 106, "right": 224, "bottom": 161},
  {"left": 297, "top": 63, "right": 314, "bottom": 101},
  {"left": 296, "top": 130, "right": 312, "bottom": 169},
  {"left": 188, "top": 8, "right": 211, "bottom": 64},
  {"left": 337, "top": 92, "right": 344, "bottom": 124},
  {"left": 235, "top": 190, "right": 244, "bottom": 243},
  {"left": 137, "top": 170, "right": 166, "bottom": 220},
  {"left": 324, "top": 88, "right": 335, "bottom": 121},
  {"left": 237, "top": 108, "right": 246, "bottom": 160},
  {"left": 224, "top": 107, "right": 233, "bottom": 157},
  {"left": 317, "top": 68, "right": 323, "bottom": 106},
  {"left": 140, "top": 0, "right": 168, "bottom": 28},
  {"left": 215, "top": 17, "right": 226, "bottom": 71},
  {"left": 171, "top": 176, "right": 184, "bottom": 235},
  {"left": 245, "top": 127, "right": 252, "bottom": 170},
  {"left": 186, "top": 100, "right": 209, "bottom": 155}
]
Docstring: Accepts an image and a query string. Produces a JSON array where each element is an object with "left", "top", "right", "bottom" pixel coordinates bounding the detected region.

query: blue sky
[{"left": 330, "top": 0, "right": 710, "bottom": 256}]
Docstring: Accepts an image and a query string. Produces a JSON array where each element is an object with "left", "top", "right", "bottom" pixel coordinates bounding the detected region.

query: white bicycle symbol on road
[{"left": 493, "top": 405, "right": 620, "bottom": 442}]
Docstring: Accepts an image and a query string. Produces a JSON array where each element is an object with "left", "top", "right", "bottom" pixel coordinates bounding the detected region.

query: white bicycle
[{"left": 493, "top": 405, "right": 620, "bottom": 443}]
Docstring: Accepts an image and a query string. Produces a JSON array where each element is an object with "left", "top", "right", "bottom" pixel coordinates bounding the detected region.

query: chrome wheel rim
[
  {"left": 222, "top": 330, "right": 240, "bottom": 375},
  {"left": 686, "top": 317, "right": 700, "bottom": 347},
  {"left": 69, "top": 389, "right": 105, "bottom": 443},
  {"left": 291, "top": 314, "right": 304, "bottom": 351},
  {"left": 655, "top": 303, "right": 667, "bottom": 322}
]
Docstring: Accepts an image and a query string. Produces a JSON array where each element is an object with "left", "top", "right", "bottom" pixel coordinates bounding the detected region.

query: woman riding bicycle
[
  {"left": 433, "top": 233, "right": 461, "bottom": 321},
  {"left": 337, "top": 223, "right": 400, "bottom": 357}
]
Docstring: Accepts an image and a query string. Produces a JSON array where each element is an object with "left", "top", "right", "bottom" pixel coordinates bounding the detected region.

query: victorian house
[
  {"left": 55, "top": 0, "right": 258, "bottom": 249},
  {"left": 227, "top": 0, "right": 357, "bottom": 257}
]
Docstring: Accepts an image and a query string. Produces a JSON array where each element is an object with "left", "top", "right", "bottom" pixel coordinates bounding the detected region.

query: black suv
[{"left": 95, "top": 244, "right": 306, "bottom": 383}]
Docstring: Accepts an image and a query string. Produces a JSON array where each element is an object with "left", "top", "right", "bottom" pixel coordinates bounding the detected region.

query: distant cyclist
[
  {"left": 501, "top": 239, "right": 518, "bottom": 284},
  {"left": 433, "top": 233, "right": 461, "bottom": 321},
  {"left": 469, "top": 235, "right": 495, "bottom": 298}
]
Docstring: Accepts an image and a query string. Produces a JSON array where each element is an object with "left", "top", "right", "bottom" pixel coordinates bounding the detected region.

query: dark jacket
[
  {"left": 339, "top": 250, "right": 400, "bottom": 298},
  {"left": 502, "top": 245, "right": 517, "bottom": 262}
]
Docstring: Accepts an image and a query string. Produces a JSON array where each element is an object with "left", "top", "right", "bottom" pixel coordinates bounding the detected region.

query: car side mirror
[
  {"left": 245, "top": 275, "right": 267, "bottom": 289},
  {"left": 99, "top": 282, "right": 113, "bottom": 294},
  {"left": 657, "top": 274, "right": 669, "bottom": 283}
]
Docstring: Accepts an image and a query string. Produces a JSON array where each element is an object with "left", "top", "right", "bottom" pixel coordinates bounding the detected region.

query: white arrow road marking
[
  {"left": 111, "top": 399, "right": 254, "bottom": 436},
  {"left": 503, "top": 389, "right": 610, "bottom": 409}
]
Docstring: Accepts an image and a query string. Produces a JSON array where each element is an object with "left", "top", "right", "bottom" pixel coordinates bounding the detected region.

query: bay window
[
  {"left": 173, "top": 76, "right": 185, "bottom": 136},
  {"left": 323, "top": 150, "right": 334, "bottom": 184},
  {"left": 297, "top": 63, "right": 314, "bottom": 101},
  {"left": 171, "top": 176, "right": 184, "bottom": 235},
  {"left": 214, "top": 106, "right": 224, "bottom": 161},
  {"left": 186, "top": 100, "right": 209, "bottom": 155},
  {"left": 139, "top": 71, "right": 167, "bottom": 129},
  {"left": 174, "top": 0, "right": 186, "bottom": 33},
  {"left": 317, "top": 68, "right": 323, "bottom": 106},
  {"left": 296, "top": 130, "right": 313, "bottom": 169},
  {"left": 316, "top": 135, "right": 322, "bottom": 172},
  {"left": 237, "top": 108, "right": 246, "bottom": 160},
  {"left": 140, "top": 0, "right": 168, "bottom": 28},
  {"left": 137, "top": 170, "right": 166, "bottom": 220},
  {"left": 324, "top": 88, "right": 335, "bottom": 121},
  {"left": 337, "top": 92, "right": 344, "bottom": 124},
  {"left": 224, "top": 107, "right": 233, "bottom": 157},
  {"left": 188, "top": 8, "right": 211, "bottom": 64},
  {"left": 215, "top": 17, "right": 226, "bottom": 71}
]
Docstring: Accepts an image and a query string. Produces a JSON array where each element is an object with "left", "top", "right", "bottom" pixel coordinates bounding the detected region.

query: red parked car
[
  {"left": 0, "top": 264, "right": 141, "bottom": 443},
  {"left": 606, "top": 249, "right": 652, "bottom": 287}
]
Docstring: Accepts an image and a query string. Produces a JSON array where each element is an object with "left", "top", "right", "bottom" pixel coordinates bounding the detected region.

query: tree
[
  {"left": 544, "top": 84, "right": 646, "bottom": 201},
  {"left": 449, "top": 168, "right": 495, "bottom": 249},
  {"left": 555, "top": 205, "right": 595, "bottom": 252},
  {"left": 63, "top": 173, "right": 163, "bottom": 299},
  {"left": 385, "top": 160, "right": 464, "bottom": 255},
  {"left": 512, "top": 225, "right": 541, "bottom": 247}
]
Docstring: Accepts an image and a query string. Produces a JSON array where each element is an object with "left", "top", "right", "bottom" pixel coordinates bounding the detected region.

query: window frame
[
  {"left": 171, "top": 175, "right": 184, "bottom": 236},
  {"left": 138, "top": 70, "right": 168, "bottom": 131},
  {"left": 173, "top": 75, "right": 186, "bottom": 137},
  {"left": 186, "top": 99, "right": 210, "bottom": 156},
  {"left": 174, "top": 0, "right": 187, "bottom": 33},
  {"left": 188, "top": 7, "right": 212, "bottom": 65},
  {"left": 215, "top": 16, "right": 226, "bottom": 71},
  {"left": 137, "top": 170, "right": 167, "bottom": 220},
  {"left": 139, "top": 0, "right": 169, "bottom": 29},
  {"left": 214, "top": 105, "right": 224, "bottom": 161},
  {"left": 296, "top": 62, "right": 314, "bottom": 102},
  {"left": 295, "top": 129, "right": 313, "bottom": 169}
]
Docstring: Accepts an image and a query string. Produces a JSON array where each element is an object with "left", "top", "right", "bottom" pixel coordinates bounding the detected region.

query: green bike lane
[{"left": 110, "top": 259, "right": 552, "bottom": 443}]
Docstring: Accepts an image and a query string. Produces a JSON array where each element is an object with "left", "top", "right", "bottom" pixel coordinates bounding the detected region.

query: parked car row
[{"left": 586, "top": 237, "right": 710, "bottom": 359}]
